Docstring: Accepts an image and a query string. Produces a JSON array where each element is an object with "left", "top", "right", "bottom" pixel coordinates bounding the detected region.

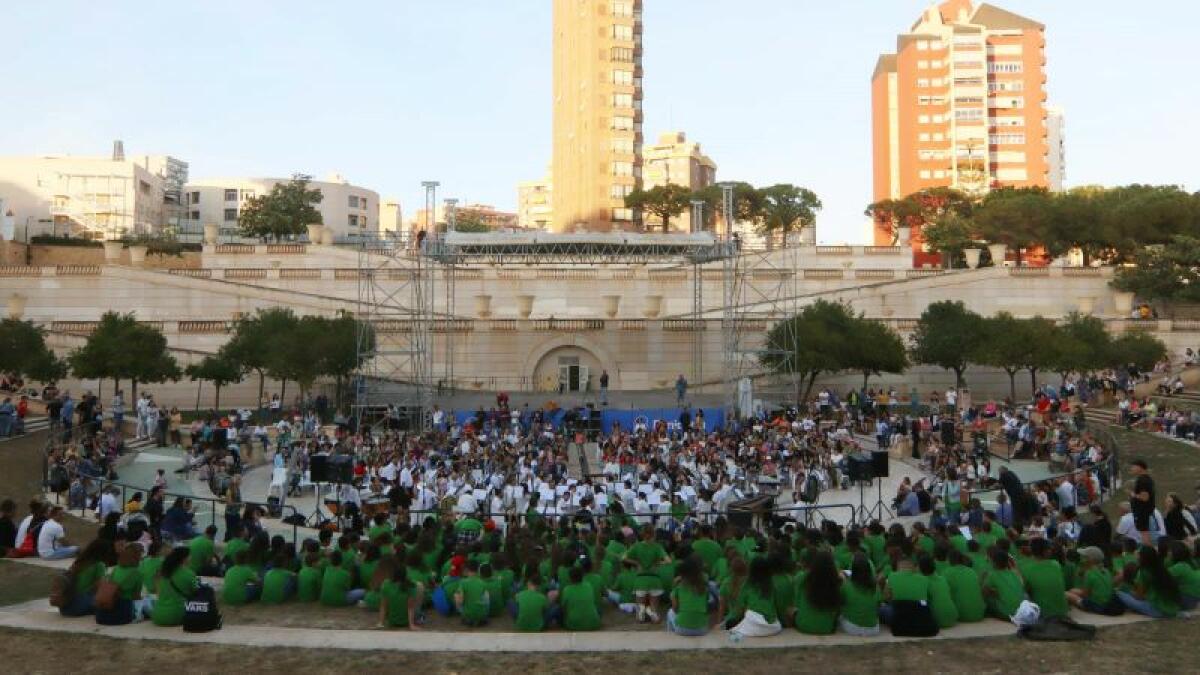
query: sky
[{"left": 5, "top": 1, "right": 1199, "bottom": 243}]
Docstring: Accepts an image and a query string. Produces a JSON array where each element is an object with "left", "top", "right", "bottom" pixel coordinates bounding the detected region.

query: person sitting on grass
[
  {"left": 297, "top": 552, "right": 324, "bottom": 602},
  {"left": 187, "top": 525, "right": 220, "bottom": 576},
  {"left": 942, "top": 550, "right": 985, "bottom": 623},
  {"left": 379, "top": 560, "right": 424, "bottom": 630},
  {"left": 480, "top": 562, "right": 506, "bottom": 619},
  {"left": 222, "top": 550, "right": 261, "bottom": 606},
  {"left": 261, "top": 550, "right": 298, "bottom": 604},
  {"left": 728, "top": 556, "right": 782, "bottom": 639},
  {"left": 512, "top": 574, "right": 559, "bottom": 632},
  {"left": 455, "top": 559, "right": 490, "bottom": 626},
  {"left": 222, "top": 524, "right": 249, "bottom": 567},
  {"left": 152, "top": 547, "right": 198, "bottom": 627},
  {"left": 1118, "top": 546, "right": 1180, "bottom": 618},
  {"left": 59, "top": 539, "right": 109, "bottom": 617},
  {"left": 793, "top": 549, "right": 842, "bottom": 635},
  {"left": 1166, "top": 540, "right": 1199, "bottom": 611},
  {"left": 981, "top": 546, "right": 1026, "bottom": 620},
  {"left": 1021, "top": 538, "right": 1069, "bottom": 619},
  {"left": 560, "top": 565, "right": 601, "bottom": 631},
  {"left": 320, "top": 550, "right": 365, "bottom": 607},
  {"left": 666, "top": 555, "right": 710, "bottom": 636},
  {"left": 1066, "top": 546, "right": 1122, "bottom": 615},
  {"left": 96, "top": 543, "right": 146, "bottom": 625},
  {"left": 839, "top": 553, "right": 880, "bottom": 636},
  {"left": 717, "top": 556, "right": 748, "bottom": 630}
]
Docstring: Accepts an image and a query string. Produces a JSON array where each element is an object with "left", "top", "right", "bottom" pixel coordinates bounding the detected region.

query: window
[
  {"left": 988, "top": 81, "right": 1024, "bottom": 92},
  {"left": 611, "top": 116, "right": 634, "bottom": 131},
  {"left": 611, "top": 184, "right": 634, "bottom": 199},
  {"left": 189, "top": 210, "right": 200, "bottom": 220},
  {"left": 612, "top": 69, "right": 633, "bottom": 85},
  {"left": 224, "top": 189, "right": 238, "bottom": 201},
  {"left": 612, "top": 162, "right": 633, "bottom": 177},
  {"left": 917, "top": 40, "right": 929, "bottom": 51},
  {"left": 933, "top": 170, "right": 947, "bottom": 179},
  {"left": 989, "top": 133, "right": 1026, "bottom": 145},
  {"left": 917, "top": 60, "right": 929, "bottom": 69},
  {"left": 954, "top": 77, "right": 983, "bottom": 86},
  {"left": 611, "top": 46, "right": 635, "bottom": 63},
  {"left": 348, "top": 214, "right": 359, "bottom": 227},
  {"left": 931, "top": 114, "right": 944, "bottom": 123},
  {"left": 931, "top": 60, "right": 943, "bottom": 68},
  {"left": 612, "top": 1, "right": 633, "bottom": 17},
  {"left": 989, "top": 62, "right": 1023, "bottom": 74},
  {"left": 954, "top": 61, "right": 984, "bottom": 70},
  {"left": 992, "top": 97, "right": 1024, "bottom": 109},
  {"left": 611, "top": 137, "right": 634, "bottom": 154},
  {"left": 240, "top": 190, "right": 255, "bottom": 200},
  {"left": 917, "top": 78, "right": 929, "bottom": 88},
  {"left": 612, "top": 24, "right": 633, "bottom": 41},
  {"left": 612, "top": 207, "right": 634, "bottom": 221},
  {"left": 919, "top": 133, "right": 931, "bottom": 141},
  {"left": 918, "top": 114, "right": 930, "bottom": 124},
  {"left": 930, "top": 40, "right": 945, "bottom": 50},
  {"left": 612, "top": 92, "right": 633, "bottom": 108},
  {"left": 931, "top": 78, "right": 944, "bottom": 87},
  {"left": 919, "top": 170, "right": 932, "bottom": 179},
  {"left": 991, "top": 116, "right": 1024, "bottom": 127},
  {"left": 360, "top": 197, "right": 367, "bottom": 209},
  {"left": 955, "top": 96, "right": 984, "bottom": 105},
  {"left": 223, "top": 208, "right": 238, "bottom": 222},
  {"left": 933, "top": 133, "right": 944, "bottom": 141},
  {"left": 189, "top": 191, "right": 200, "bottom": 204}
]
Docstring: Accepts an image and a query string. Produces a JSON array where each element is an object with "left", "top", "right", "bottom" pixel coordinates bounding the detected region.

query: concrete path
[{"left": 0, "top": 596, "right": 1175, "bottom": 652}]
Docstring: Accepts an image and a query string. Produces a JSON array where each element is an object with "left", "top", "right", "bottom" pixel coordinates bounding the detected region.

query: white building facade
[{"left": 183, "top": 174, "right": 380, "bottom": 240}]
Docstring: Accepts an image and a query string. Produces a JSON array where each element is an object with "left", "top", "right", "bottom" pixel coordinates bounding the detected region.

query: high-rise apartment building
[
  {"left": 643, "top": 131, "right": 717, "bottom": 232},
  {"left": 517, "top": 170, "right": 554, "bottom": 230},
  {"left": 551, "top": 0, "right": 643, "bottom": 232},
  {"left": 872, "top": 0, "right": 1052, "bottom": 246}
]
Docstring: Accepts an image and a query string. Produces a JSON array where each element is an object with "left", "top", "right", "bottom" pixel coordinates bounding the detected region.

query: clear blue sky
[{"left": 5, "top": 1, "right": 1198, "bottom": 243}]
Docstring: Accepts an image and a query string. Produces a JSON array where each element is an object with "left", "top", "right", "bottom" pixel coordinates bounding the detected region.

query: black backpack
[
  {"left": 181, "top": 583, "right": 222, "bottom": 633},
  {"left": 889, "top": 600, "right": 939, "bottom": 638}
]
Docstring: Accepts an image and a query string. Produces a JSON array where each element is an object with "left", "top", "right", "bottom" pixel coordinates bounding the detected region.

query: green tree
[
  {"left": 694, "top": 181, "right": 767, "bottom": 232},
  {"left": 1046, "top": 313, "right": 1111, "bottom": 383},
  {"left": 624, "top": 184, "right": 693, "bottom": 233},
  {"left": 864, "top": 197, "right": 923, "bottom": 245},
  {"left": 452, "top": 211, "right": 491, "bottom": 233},
  {"left": 69, "top": 312, "right": 179, "bottom": 399},
  {"left": 0, "top": 319, "right": 68, "bottom": 384},
  {"left": 1108, "top": 330, "right": 1167, "bottom": 372},
  {"left": 865, "top": 187, "right": 971, "bottom": 246},
  {"left": 972, "top": 187, "right": 1054, "bottom": 266},
  {"left": 910, "top": 300, "right": 987, "bottom": 389},
  {"left": 1111, "top": 235, "right": 1200, "bottom": 306},
  {"left": 315, "top": 312, "right": 372, "bottom": 408},
  {"left": 760, "top": 300, "right": 856, "bottom": 403},
  {"left": 273, "top": 315, "right": 328, "bottom": 402},
  {"left": 222, "top": 307, "right": 299, "bottom": 409},
  {"left": 921, "top": 212, "right": 978, "bottom": 267},
  {"left": 845, "top": 318, "right": 909, "bottom": 389},
  {"left": 977, "top": 313, "right": 1058, "bottom": 400},
  {"left": 237, "top": 177, "right": 324, "bottom": 242},
  {"left": 185, "top": 354, "right": 242, "bottom": 409},
  {"left": 758, "top": 184, "right": 822, "bottom": 246}
]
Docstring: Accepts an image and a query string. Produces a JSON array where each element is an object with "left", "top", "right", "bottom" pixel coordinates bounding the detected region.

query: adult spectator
[
  {"left": 37, "top": 506, "right": 78, "bottom": 560},
  {"left": 59, "top": 540, "right": 109, "bottom": 617},
  {"left": 1163, "top": 493, "right": 1198, "bottom": 541},
  {"left": 1117, "top": 546, "right": 1180, "bottom": 618},
  {"left": 1078, "top": 504, "right": 1113, "bottom": 549},
  {"left": 151, "top": 547, "right": 198, "bottom": 627},
  {"left": 0, "top": 499, "right": 16, "bottom": 554},
  {"left": 0, "top": 396, "right": 14, "bottom": 437},
  {"left": 675, "top": 374, "right": 688, "bottom": 406},
  {"left": 1128, "top": 459, "right": 1156, "bottom": 545},
  {"left": 998, "top": 466, "right": 1028, "bottom": 530}
]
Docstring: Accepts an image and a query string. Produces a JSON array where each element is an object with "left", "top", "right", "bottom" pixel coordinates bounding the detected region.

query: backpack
[
  {"left": 182, "top": 583, "right": 222, "bottom": 633},
  {"left": 889, "top": 600, "right": 939, "bottom": 638},
  {"left": 49, "top": 571, "right": 76, "bottom": 609}
]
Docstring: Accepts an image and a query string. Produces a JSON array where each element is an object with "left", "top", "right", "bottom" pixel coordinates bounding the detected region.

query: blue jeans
[
  {"left": 346, "top": 588, "right": 366, "bottom": 605},
  {"left": 60, "top": 591, "right": 95, "bottom": 617},
  {"left": 42, "top": 546, "right": 79, "bottom": 560},
  {"left": 1117, "top": 591, "right": 1167, "bottom": 618},
  {"left": 0, "top": 415, "right": 12, "bottom": 437},
  {"left": 666, "top": 608, "right": 708, "bottom": 636}
]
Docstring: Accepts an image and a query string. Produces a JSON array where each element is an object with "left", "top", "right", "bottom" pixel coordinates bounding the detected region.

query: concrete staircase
[{"left": 1081, "top": 406, "right": 1120, "bottom": 428}]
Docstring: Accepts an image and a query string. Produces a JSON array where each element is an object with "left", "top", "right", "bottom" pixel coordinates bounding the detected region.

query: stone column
[
  {"left": 602, "top": 295, "right": 620, "bottom": 318},
  {"left": 7, "top": 293, "right": 26, "bottom": 319},
  {"left": 517, "top": 295, "right": 534, "bottom": 319},
  {"left": 643, "top": 295, "right": 663, "bottom": 318},
  {"left": 987, "top": 243, "right": 1007, "bottom": 267},
  {"left": 1112, "top": 291, "right": 1135, "bottom": 317},
  {"left": 203, "top": 223, "right": 219, "bottom": 245},
  {"left": 306, "top": 224, "right": 324, "bottom": 243},
  {"left": 897, "top": 226, "right": 912, "bottom": 248},
  {"left": 475, "top": 295, "right": 492, "bottom": 319},
  {"left": 102, "top": 241, "right": 123, "bottom": 264},
  {"left": 128, "top": 245, "right": 148, "bottom": 266}
]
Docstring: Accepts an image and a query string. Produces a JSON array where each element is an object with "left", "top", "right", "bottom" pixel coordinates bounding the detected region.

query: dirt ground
[
  {"left": 1103, "top": 428, "right": 1200, "bottom": 517},
  {"left": 0, "top": 620, "right": 1194, "bottom": 674}
]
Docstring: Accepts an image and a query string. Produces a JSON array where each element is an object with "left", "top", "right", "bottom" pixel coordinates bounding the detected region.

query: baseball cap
[{"left": 1078, "top": 546, "right": 1105, "bottom": 564}]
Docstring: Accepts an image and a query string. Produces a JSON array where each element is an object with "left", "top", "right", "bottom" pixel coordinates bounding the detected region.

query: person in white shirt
[
  {"left": 37, "top": 507, "right": 77, "bottom": 560},
  {"left": 1055, "top": 478, "right": 1077, "bottom": 511},
  {"left": 96, "top": 489, "right": 118, "bottom": 521}
]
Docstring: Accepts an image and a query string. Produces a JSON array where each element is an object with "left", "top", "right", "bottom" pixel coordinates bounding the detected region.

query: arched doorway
[{"left": 531, "top": 345, "right": 603, "bottom": 393}]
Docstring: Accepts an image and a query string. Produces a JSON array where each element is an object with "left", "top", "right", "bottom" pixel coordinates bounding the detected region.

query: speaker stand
[
  {"left": 862, "top": 477, "right": 894, "bottom": 523},
  {"left": 304, "top": 483, "right": 330, "bottom": 529}
]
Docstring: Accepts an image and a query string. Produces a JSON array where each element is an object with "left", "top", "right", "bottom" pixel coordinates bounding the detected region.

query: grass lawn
[
  {"left": 0, "top": 560, "right": 56, "bottom": 607},
  {"left": 1103, "top": 427, "right": 1200, "bottom": 517},
  {"left": 0, "top": 620, "right": 1196, "bottom": 674}
]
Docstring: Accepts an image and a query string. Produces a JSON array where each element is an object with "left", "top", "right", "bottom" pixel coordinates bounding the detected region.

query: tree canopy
[
  {"left": 185, "top": 354, "right": 243, "bottom": 409},
  {"left": 68, "top": 312, "right": 180, "bottom": 398},
  {"left": 624, "top": 184, "right": 693, "bottom": 233},
  {"left": 237, "top": 177, "right": 324, "bottom": 242},
  {"left": 1111, "top": 235, "right": 1200, "bottom": 305},
  {"left": 758, "top": 184, "right": 822, "bottom": 245},
  {"left": 0, "top": 319, "right": 68, "bottom": 384},
  {"left": 910, "top": 300, "right": 987, "bottom": 388}
]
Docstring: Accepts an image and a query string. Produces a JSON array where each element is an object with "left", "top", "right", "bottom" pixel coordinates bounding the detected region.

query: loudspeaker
[
  {"left": 847, "top": 453, "right": 874, "bottom": 482},
  {"left": 310, "top": 454, "right": 331, "bottom": 483},
  {"left": 328, "top": 454, "right": 354, "bottom": 484},
  {"left": 871, "top": 450, "right": 890, "bottom": 478},
  {"left": 726, "top": 509, "right": 753, "bottom": 530}
]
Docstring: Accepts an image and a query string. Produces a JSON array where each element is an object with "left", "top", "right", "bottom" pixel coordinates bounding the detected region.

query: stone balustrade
[
  {"left": 0, "top": 265, "right": 42, "bottom": 277},
  {"left": 855, "top": 269, "right": 896, "bottom": 280},
  {"left": 55, "top": 265, "right": 102, "bottom": 276},
  {"left": 168, "top": 268, "right": 213, "bottom": 279}
]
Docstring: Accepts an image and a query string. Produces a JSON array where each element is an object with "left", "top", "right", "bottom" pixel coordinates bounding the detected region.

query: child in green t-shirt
[
  {"left": 1067, "top": 546, "right": 1120, "bottom": 615},
  {"left": 379, "top": 562, "right": 424, "bottom": 629},
  {"left": 297, "top": 552, "right": 324, "bottom": 602}
]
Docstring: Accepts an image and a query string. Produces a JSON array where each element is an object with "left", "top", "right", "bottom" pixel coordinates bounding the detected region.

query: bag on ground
[
  {"left": 48, "top": 571, "right": 76, "bottom": 609},
  {"left": 182, "top": 584, "right": 222, "bottom": 632}
]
